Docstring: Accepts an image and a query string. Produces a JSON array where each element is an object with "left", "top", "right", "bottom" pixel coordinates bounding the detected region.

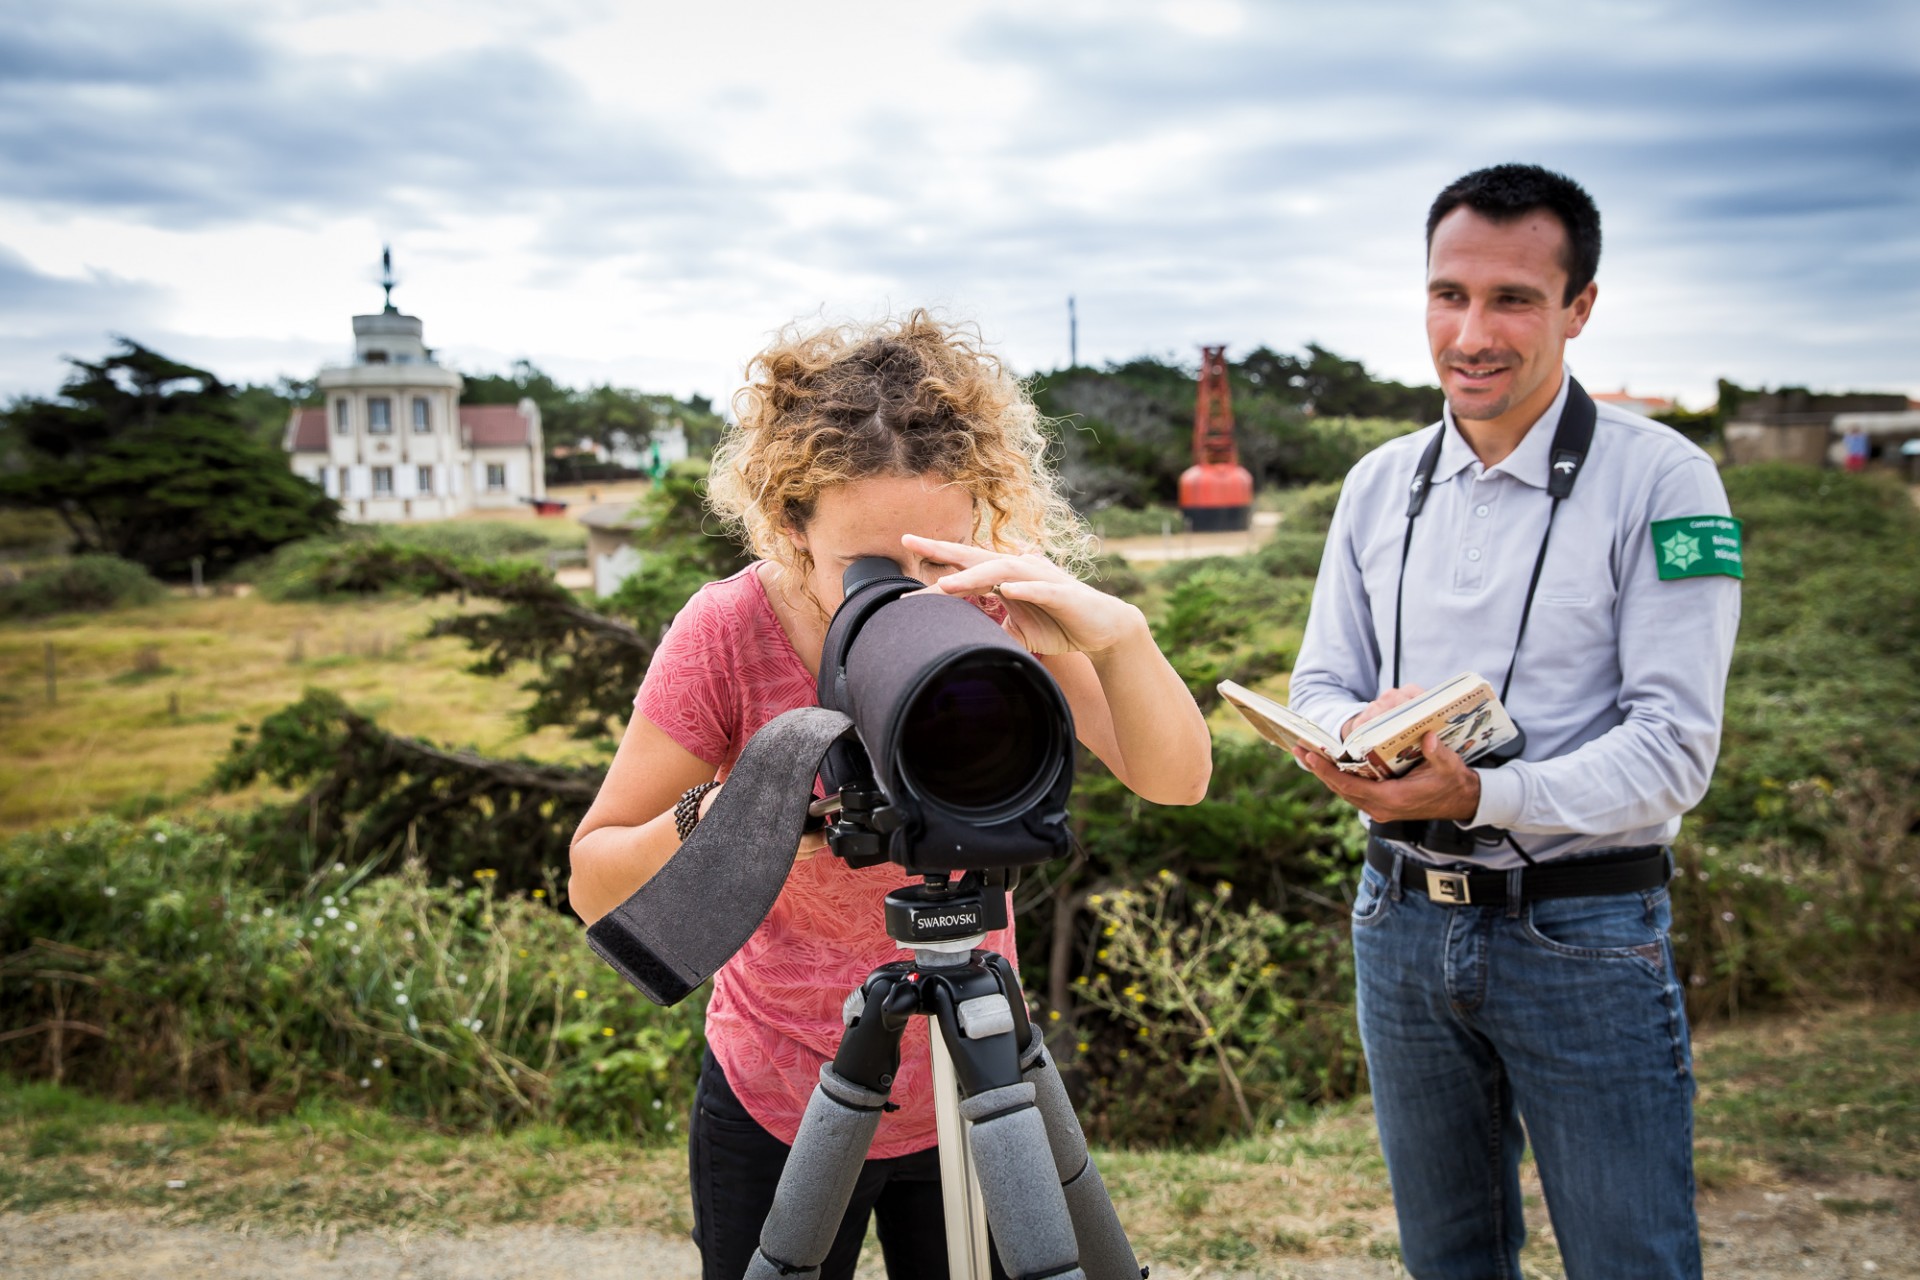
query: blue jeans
[{"left": 1351, "top": 847, "right": 1700, "bottom": 1280}]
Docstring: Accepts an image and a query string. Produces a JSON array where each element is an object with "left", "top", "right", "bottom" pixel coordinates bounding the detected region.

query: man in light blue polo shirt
[{"left": 1289, "top": 164, "right": 1741, "bottom": 1279}]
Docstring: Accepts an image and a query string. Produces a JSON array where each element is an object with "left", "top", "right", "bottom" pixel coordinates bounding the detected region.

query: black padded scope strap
[{"left": 586, "top": 706, "right": 853, "bottom": 1006}]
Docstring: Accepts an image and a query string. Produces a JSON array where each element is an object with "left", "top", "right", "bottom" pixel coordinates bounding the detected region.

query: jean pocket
[
  {"left": 1521, "top": 888, "right": 1670, "bottom": 974},
  {"left": 1351, "top": 863, "right": 1391, "bottom": 928}
]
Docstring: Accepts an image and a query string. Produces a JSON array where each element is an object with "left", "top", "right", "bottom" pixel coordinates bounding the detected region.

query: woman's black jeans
[{"left": 687, "top": 1048, "right": 1010, "bottom": 1280}]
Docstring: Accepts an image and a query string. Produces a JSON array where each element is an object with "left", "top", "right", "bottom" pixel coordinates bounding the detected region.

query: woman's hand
[
  {"left": 699, "top": 783, "right": 827, "bottom": 859},
  {"left": 901, "top": 534, "right": 1146, "bottom": 657}
]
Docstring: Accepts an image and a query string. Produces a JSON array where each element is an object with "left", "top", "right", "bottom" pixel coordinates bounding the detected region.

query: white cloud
[{"left": 0, "top": 0, "right": 1912, "bottom": 409}]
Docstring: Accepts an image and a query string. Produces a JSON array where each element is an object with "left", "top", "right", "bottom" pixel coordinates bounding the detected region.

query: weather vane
[{"left": 380, "top": 245, "right": 398, "bottom": 313}]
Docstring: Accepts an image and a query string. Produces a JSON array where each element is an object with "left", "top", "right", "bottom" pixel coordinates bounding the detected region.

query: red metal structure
[{"left": 1178, "top": 344, "right": 1254, "bottom": 531}]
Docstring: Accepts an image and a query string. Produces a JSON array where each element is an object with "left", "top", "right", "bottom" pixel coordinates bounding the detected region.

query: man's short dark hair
[{"left": 1426, "top": 164, "right": 1601, "bottom": 305}]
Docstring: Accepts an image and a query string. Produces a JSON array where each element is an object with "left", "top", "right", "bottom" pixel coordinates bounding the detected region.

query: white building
[{"left": 284, "top": 297, "right": 545, "bottom": 522}]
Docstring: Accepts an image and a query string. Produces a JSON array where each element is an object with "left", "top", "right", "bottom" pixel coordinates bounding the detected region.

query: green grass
[
  {"left": 1691, "top": 1002, "right": 1920, "bottom": 1186},
  {"left": 5, "top": 1002, "right": 1908, "bottom": 1266}
]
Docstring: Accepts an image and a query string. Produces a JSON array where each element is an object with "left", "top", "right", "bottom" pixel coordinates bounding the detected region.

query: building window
[
  {"left": 336, "top": 466, "right": 349, "bottom": 495},
  {"left": 412, "top": 397, "right": 431, "bottom": 432},
  {"left": 373, "top": 466, "right": 393, "bottom": 496},
  {"left": 486, "top": 463, "right": 507, "bottom": 493},
  {"left": 417, "top": 464, "right": 433, "bottom": 494},
  {"left": 368, "top": 398, "right": 392, "bottom": 434},
  {"left": 365, "top": 350, "right": 388, "bottom": 364},
  {"left": 334, "top": 399, "right": 350, "bottom": 433}
]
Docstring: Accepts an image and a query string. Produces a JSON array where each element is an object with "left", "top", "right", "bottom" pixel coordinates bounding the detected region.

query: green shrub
[
  {"left": 247, "top": 522, "right": 589, "bottom": 603},
  {"left": 1254, "top": 530, "right": 1329, "bottom": 580},
  {"left": 1074, "top": 872, "right": 1362, "bottom": 1145},
  {"left": 1087, "top": 504, "right": 1184, "bottom": 540},
  {"left": 0, "top": 819, "right": 704, "bottom": 1139},
  {"left": 0, "top": 554, "right": 166, "bottom": 619},
  {"left": 1273, "top": 481, "right": 1346, "bottom": 534},
  {"left": 382, "top": 520, "right": 587, "bottom": 558}
]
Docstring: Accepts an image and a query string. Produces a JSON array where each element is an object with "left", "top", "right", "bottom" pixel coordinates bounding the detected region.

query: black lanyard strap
[{"left": 1390, "top": 377, "right": 1596, "bottom": 693}]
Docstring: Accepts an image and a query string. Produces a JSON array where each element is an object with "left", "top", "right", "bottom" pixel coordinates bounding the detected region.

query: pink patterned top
[{"left": 635, "top": 563, "right": 1018, "bottom": 1157}]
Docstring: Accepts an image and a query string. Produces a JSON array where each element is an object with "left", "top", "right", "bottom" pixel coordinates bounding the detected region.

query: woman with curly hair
[{"left": 571, "top": 310, "right": 1210, "bottom": 1279}]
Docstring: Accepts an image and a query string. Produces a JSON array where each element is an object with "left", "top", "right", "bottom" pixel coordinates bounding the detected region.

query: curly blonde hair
[{"left": 709, "top": 309, "right": 1091, "bottom": 586}]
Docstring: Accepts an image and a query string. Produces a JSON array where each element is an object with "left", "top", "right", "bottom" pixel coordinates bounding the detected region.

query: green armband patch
[{"left": 1651, "top": 515, "right": 1743, "bottom": 580}]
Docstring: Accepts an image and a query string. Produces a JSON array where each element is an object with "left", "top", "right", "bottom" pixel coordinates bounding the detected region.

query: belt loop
[
  {"left": 1388, "top": 851, "right": 1406, "bottom": 902},
  {"left": 1505, "top": 867, "right": 1525, "bottom": 917}
]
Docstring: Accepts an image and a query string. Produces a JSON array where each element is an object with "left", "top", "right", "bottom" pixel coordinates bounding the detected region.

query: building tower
[
  {"left": 1178, "top": 345, "right": 1254, "bottom": 531},
  {"left": 284, "top": 248, "right": 544, "bottom": 522}
]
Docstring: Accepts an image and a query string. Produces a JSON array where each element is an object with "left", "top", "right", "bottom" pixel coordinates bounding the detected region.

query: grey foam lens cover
[{"left": 586, "top": 706, "right": 853, "bottom": 1005}]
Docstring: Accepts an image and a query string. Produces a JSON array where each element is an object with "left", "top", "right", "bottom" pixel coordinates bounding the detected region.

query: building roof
[
  {"left": 1591, "top": 388, "right": 1675, "bottom": 415},
  {"left": 461, "top": 403, "right": 534, "bottom": 447},
  {"left": 290, "top": 407, "right": 327, "bottom": 452}
]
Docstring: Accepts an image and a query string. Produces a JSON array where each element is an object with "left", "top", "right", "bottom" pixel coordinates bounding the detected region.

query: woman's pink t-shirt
[{"left": 635, "top": 563, "right": 1019, "bottom": 1157}]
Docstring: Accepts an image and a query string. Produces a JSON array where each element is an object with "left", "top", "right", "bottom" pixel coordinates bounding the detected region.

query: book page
[{"left": 1217, "top": 681, "right": 1339, "bottom": 757}]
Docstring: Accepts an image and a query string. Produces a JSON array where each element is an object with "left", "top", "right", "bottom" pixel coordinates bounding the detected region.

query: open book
[{"left": 1218, "top": 674, "right": 1520, "bottom": 781}]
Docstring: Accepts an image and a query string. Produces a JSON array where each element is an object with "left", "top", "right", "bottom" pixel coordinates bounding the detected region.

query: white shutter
[{"left": 396, "top": 464, "right": 417, "bottom": 498}]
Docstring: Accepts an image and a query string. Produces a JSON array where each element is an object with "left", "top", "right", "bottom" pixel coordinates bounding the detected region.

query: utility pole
[{"left": 1067, "top": 296, "right": 1078, "bottom": 369}]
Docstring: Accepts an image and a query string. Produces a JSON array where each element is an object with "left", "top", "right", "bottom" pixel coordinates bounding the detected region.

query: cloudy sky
[{"left": 2, "top": 0, "right": 1914, "bottom": 412}]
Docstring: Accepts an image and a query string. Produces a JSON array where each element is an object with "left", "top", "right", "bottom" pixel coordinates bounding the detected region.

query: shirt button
[
  {"left": 1475, "top": 504, "right": 1490, "bottom": 517},
  {"left": 1466, "top": 548, "right": 1482, "bottom": 562}
]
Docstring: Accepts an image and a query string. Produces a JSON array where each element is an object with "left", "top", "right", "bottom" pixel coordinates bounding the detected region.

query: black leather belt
[{"left": 1364, "top": 838, "right": 1669, "bottom": 907}]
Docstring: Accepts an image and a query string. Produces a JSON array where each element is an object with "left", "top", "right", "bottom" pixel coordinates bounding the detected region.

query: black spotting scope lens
[{"left": 897, "top": 658, "right": 1060, "bottom": 815}]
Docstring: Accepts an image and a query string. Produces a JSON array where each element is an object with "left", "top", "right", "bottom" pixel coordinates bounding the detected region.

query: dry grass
[{"left": 0, "top": 592, "right": 601, "bottom": 833}]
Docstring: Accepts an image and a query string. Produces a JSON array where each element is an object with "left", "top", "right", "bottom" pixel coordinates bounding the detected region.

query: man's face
[{"left": 1426, "top": 206, "right": 1596, "bottom": 433}]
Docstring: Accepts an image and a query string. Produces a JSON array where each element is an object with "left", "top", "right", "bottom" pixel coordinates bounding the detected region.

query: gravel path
[{"left": 4, "top": 1174, "right": 1915, "bottom": 1280}]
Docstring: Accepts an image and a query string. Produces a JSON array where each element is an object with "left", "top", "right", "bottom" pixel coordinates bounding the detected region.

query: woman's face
[{"left": 786, "top": 473, "right": 976, "bottom": 615}]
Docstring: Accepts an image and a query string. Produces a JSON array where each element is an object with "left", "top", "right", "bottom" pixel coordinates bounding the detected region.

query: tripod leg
[
  {"left": 925, "top": 974, "right": 1086, "bottom": 1280},
  {"left": 746, "top": 972, "right": 915, "bottom": 1280},
  {"left": 1018, "top": 1026, "right": 1142, "bottom": 1280}
]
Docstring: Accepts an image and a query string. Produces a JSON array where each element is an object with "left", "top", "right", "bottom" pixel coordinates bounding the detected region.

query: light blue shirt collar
[{"left": 1436, "top": 367, "right": 1573, "bottom": 491}]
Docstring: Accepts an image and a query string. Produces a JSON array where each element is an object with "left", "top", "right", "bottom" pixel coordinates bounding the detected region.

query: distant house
[
  {"left": 283, "top": 293, "right": 545, "bottom": 522},
  {"left": 1723, "top": 387, "right": 1910, "bottom": 468},
  {"left": 1591, "top": 388, "right": 1676, "bottom": 418},
  {"left": 1830, "top": 405, "right": 1920, "bottom": 472}
]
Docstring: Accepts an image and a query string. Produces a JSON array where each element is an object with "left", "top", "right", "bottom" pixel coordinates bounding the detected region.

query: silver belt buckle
[{"left": 1425, "top": 869, "right": 1472, "bottom": 905}]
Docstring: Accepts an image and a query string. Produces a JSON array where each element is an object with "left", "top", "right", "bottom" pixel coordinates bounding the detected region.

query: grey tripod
[{"left": 743, "top": 882, "right": 1143, "bottom": 1280}]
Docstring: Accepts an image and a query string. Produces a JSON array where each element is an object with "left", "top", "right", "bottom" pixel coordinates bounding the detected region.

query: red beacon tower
[{"left": 1178, "top": 344, "right": 1254, "bottom": 531}]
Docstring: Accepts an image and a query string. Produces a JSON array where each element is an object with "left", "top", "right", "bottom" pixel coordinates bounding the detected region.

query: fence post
[{"left": 44, "top": 642, "right": 55, "bottom": 705}]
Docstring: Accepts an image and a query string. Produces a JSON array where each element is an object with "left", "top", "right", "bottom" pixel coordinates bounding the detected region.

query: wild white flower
[
  {"left": 344, "top": 921, "right": 357, "bottom": 932},
  {"left": 322, "top": 896, "right": 334, "bottom": 907},
  {"left": 312, "top": 917, "right": 324, "bottom": 928},
  {"left": 395, "top": 994, "right": 409, "bottom": 1005},
  {"left": 360, "top": 1078, "right": 371, "bottom": 1088},
  {"left": 262, "top": 908, "right": 274, "bottom": 918},
  {"left": 334, "top": 862, "right": 346, "bottom": 873},
  {"left": 392, "top": 981, "right": 404, "bottom": 991},
  {"left": 456, "top": 974, "right": 467, "bottom": 985},
  {"left": 403, "top": 930, "right": 415, "bottom": 942},
  {"left": 325, "top": 907, "right": 339, "bottom": 919},
  {"left": 407, "top": 1015, "right": 419, "bottom": 1032},
  {"left": 104, "top": 886, "right": 116, "bottom": 897},
  {"left": 153, "top": 832, "right": 168, "bottom": 844},
  {"left": 350, "top": 945, "right": 361, "bottom": 955},
  {"left": 372, "top": 1058, "right": 383, "bottom": 1069}
]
